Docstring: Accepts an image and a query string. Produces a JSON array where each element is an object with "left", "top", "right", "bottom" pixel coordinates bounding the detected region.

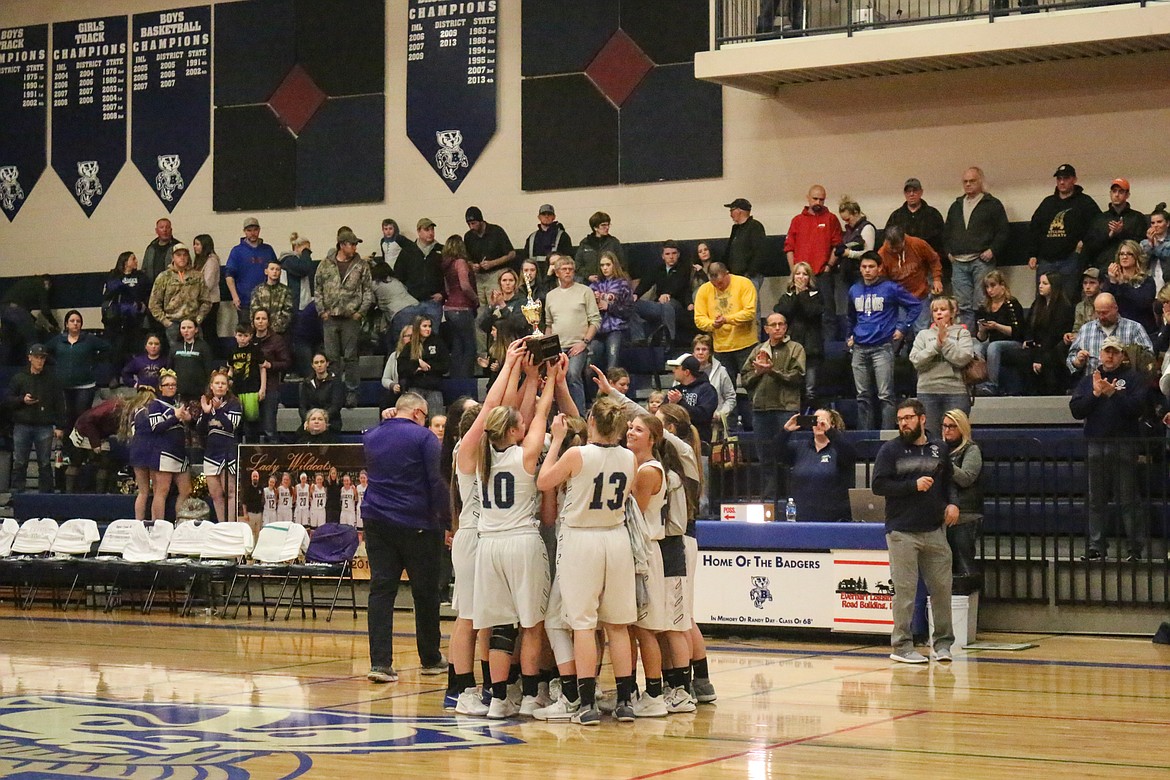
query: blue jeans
[
  {"left": 565, "top": 347, "right": 590, "bottom": 415},
  {"left": 851, "top": 342, "right": 895, "bottom": 430},
  {"left": 951, "top": 258, "right": 994, "bottom": 332},
  {"left": 12, "top": 423, "right": 55, "bottom": 493},
  {"left": 752, "top": 409, "right": 798, "bottom": 501},
  {"left": 976, "top": 339, "right": 1024, "bottom": 394},
  {"left": 919, "top": 392, "right": 971, "bottom": 439},
  {"left": 633, "top": 299, "right": 677, "bottom": 342},
  {"left": 589, "top": 329, "right": 624, "bottom": 371},
  {"left": 1036, "top": 252, "right": 1081, "bottom": 304},
  {"left": 444, "top": 309, "right": 476, "bottom": 378}
]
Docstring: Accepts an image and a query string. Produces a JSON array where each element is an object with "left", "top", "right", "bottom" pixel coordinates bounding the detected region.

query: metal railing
[
  {"left": 708, "top": 433, "right": 1170, "bottom": 607},
  {"left": 714, "top": 0, "right": 1152, "bottom": 45}
]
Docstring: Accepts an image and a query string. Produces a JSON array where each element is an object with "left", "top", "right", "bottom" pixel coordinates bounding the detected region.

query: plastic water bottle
[{"left": 785, "top": 498, "right": 797, "bottom": 523}]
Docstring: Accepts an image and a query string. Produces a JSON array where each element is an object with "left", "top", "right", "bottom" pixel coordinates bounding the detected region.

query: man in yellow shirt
[{"left": 694, "top": 262, "right": 758, "bottom": 376}]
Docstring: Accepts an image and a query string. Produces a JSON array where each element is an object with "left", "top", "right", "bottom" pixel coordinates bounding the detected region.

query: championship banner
[
  {"left": 51, "top": 16, "right": 128, "bottom": 217},
  {"left": 131, "top": 6, "right": 210, "bottom": 212},
  {"left": 0, "top": 25, "right": 48, "bottom": 221},
  {"left": 406, "top": 0, "right": 497, "bottom": 192},
  {"left": 236, "top": 443, "right": 371, "bottom": 579}
]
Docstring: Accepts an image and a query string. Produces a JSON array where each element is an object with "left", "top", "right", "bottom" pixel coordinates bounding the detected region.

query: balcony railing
[{"left": 715, "top": 0, "right": 1152, "bottom": 45}]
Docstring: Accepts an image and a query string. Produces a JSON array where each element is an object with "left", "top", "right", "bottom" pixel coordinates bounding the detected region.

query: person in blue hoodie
[
  {"left": 1068, "top": 336, "right": 1148, "bottom": 561},
  {"left": 666, "top": 353, "right": 719, "bottom": 444},
  {"left": 847, "top": 252, "right": 922, "bottom": 430}
]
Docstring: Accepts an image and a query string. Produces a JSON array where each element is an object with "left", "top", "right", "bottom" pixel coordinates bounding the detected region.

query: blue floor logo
[{"left": 0, "top": 694, "right": 522, "bottom": 779}]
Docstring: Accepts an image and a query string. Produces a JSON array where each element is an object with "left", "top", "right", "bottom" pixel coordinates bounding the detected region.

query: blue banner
[
  {"left": 0, "top": 25, "right": 48, "bottom": 221},
  {"left": 131, "top": 7, "right": 210, "bottom": 212},
  {"left": 51, "top": 16, "right": 128, "bottom": 217},
  {"left": 406, "top": 0, "right": 497, "bottom": 193}
]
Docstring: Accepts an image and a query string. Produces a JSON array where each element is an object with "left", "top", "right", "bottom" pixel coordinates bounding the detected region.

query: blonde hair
[
  {"left": 119, "top": 385, "right": 157, "bottom": 439},
  {"left": 303, "top": 408, "right": 328, "bottom": 432},
  {"left": 1117, "top": 239, "right": 1149, "bottom": 281},
  {"left": 290, "top": 232, "right": 310, "bottom": 250},
  {"left": 982, "top": 269, "right": 1012, "bottom": 300},
  {"left": 838, "top": 195, "right": 863, "bottom": 217},
  {"left": 943, "top": 408, "right": 973, "bottom": 452},
  {"left": 589, "top": 395, "right": 628, "bottom": 441},
  {"left": 788, "top": 261, "right": 816, "bottom": 292},
  {"left": 478, "top": 406, "right": 521, "bottom": 488}
]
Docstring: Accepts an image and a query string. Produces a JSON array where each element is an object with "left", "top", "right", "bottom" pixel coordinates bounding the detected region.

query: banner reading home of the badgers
[
  {"left": 51, "top": 16, "right": 127, "bottom": 217},
  {"left": 131, "top": 6, "right": 210, "bottom": 212},
  {"left": 0, "top": 24, "right": 48, "bottom": 222},
  {"left": 406, "top": 0, "right": 497, "bottom": 192},
  {"left": 693, "top": 549, "right": 837, "bottom": 629}
]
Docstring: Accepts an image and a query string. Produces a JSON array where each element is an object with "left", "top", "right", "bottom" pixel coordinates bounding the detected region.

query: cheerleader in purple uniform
[
  {"left": 123, "top": 385, "right": 160, "bottom": 521},
  {"left": 198, "top": 369, "right": 242, "bottom": 523},
  {"left": 148, "top": 369, "right": 193, "bottom": 522}
]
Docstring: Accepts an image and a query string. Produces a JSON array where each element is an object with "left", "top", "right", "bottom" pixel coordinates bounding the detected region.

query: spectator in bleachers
[
  {"left": 785, "top": 187, "right": 844, "bottom": 338},
  {"left": 1141, "top": 205, "right": 1170, "bottom": 291},
  {"left": 691, "top": 242, "right": 714, "bottom": 293},
  {"left": 252, "top": 308, "right": 290, "bottom": 441},
  {"left": 589, "top": 251, "right": 634, "bottom": 371},
  {"left": 666, "top": 354, "right": 718, "bottom": 444},
  {"left": 973, "top": 270, "right": 1026, "bottom": 396},
  {"left": 121, "top": 385, "right": 156, "bottom": 519},
  {"left": 544, "top": 254, "right": 600, "bottom": 413},
  {"left": 909, "top": 296, "right": 973, "bottom": 437},
  {"left": 1026, "top": 163, "right": 1100, "bottom": 303},
  {"left": 1066, "top": 268, "right": 1102, "bottom": 344},
  {"left": 299, "top": 408, "right": 339, "bottom": 445},
  {"left": 191, "top": 235, "right": 224, "bottom": 356},
  {"left": 397, "top": 314, "right": 448, "bottom": 418},
  {"left": 1083, "top": 178, "right": 1148, "bottom": 273},
  {"left": 371, "top": 259, "right": 419, "bottom": 349},
  {"left": 633, "top": 240, "right": 693, "bottom": 348},
  {"left": 647, "top": 389, "right": 666, "bottom": 414},
  {"left": 836, "top": 196, "right": 877, "bottom": 335},
  {"left": 280, "top": 232, "right": 319, "bottom": 378},
  {"left": 382, "top": 323, "right": 411, "bottom": 409},
  {"left": 171, "top": 319, "right": 215, "bottom": 402},
  {"left": 1153, "top": 287, "right": 1170, "bottom": 354},
  {"left": 525, "top": 204, "right": 573, "bottom": 277},
  {"left": 605, "top": 367, "right": 631, "bottom": 396},
  {"left": 7, "top": 343, "right": 63, "bottom": 494},
  {"left": 441, "top": 235, "right": 479, "bottom": 379},
  {"left": 121, "top": 334, "right": 168, "bottom": 391},
  {"left": 102, "top": 251, "right": 148, "bottom": 371},
  {"left": 0, "top": 274, "right": 57, "bottom": 358},
  {"left": 148, "top": 244, "right": 211, "bottom": 351},
  {"left": 878, "top": 225, "right": 943, "bottom": 344},
  {"left": 315, "top": 228, "right": 374, "bottom": 408},
  {"left": 1069, "top": 336, "right": 1147, "bottom": 561},
  {"left": 477, "top": 316, "right": 528, "bottom": 386},
  {"left": 249, "top": 259, "right": 293, "bottom": 336},
  {"left": 847, "top": 252, "right": 921, "bottom": 430},
  {"left": 777, "top": 408, "right": 855, "bottom": 522},
  {"left": 724, "top": 197, "right": 770, "bottom": 328},
  {"left": 228, "top": 323, "right": 264, "bottom": 442},
  {"left": 691, "top": 334, "right": 736, "bottom": 423},
  {"left": 575, "top": 211, "right": 625, "bottom": 284},
  {"left": 1067, "top": 292, "right": 1153, "bottom": 377},
  {"left": 943, "top": 167, "right": 1010, "bottom": 332},
  {"left": 146, "top": 369, "right": 192, "bottom": 522},
  {"left": 464, "top": 206, "right": 517, "bottom": 307},
  {"left": 775, "top": 262, "right": 824, "bottom": 408},
  {"left": 141, "top": 218, "right": 177, "bottom": 287},
  {"left": 1023, "top": 273, "right": 1075, "bottom": 395},
  {"left": 1102, "top": 240, "right": 1157, "bottom": 335},
  {"left": 741, "top": 312, "right": 806, "bottom": 498},
  {"left": 885, "top": 178, "right": 947, "bottom": 284},
  {"left": 225, "top": 217, "right": 278, "bottom": 327},
  {"left": 477, "top": 268, "right": 525, "bottom": 354},
  {"left": 694, "top": 262, "right": 758, "bottom": 378},
  {"left": 941, "top": 409, "right": 983, "bottom": 594},
  {"left": 300, "top": 353, "right": 344, "bottom": 434},
  {"left": 45, "top": 310, "right": 110, "bottom": 442}
]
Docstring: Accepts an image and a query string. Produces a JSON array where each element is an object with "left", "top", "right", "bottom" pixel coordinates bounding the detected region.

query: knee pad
[
  {"left": 489, "top": 624, "right": 519, "bottom": 654},
  {"left": 547, "top": 627, "right": 575, "bottom": 667}
]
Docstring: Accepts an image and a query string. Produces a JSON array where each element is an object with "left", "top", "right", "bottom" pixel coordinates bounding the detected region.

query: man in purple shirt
[{"left": 362, "top": 392, "right": 451, "bottom": 683}]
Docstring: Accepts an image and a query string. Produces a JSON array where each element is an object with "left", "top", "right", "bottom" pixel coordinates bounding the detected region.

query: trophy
[{"left": 521, "top": 280, "right": 561, "bottom": 363}]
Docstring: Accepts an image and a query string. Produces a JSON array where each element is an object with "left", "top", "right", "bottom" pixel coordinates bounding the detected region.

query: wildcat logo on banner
[
  {"left": 0, "top": 24, "right": 47, "bottom": 221},
  {"left": 406, "top": 1, "right": 498, "bottom": 192},
  {"left": 131, "top": 6, "right": 210, "bottom": 211}
]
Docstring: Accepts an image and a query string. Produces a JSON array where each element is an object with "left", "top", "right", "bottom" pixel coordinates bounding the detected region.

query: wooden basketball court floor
[{"left": 1, "top": 607, "right": 1168, "bottom": 779}]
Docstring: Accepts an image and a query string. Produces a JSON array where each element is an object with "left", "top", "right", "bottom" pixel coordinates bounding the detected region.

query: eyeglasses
[
  {"left": 941, "top": 422, "right": 959, "bottom": 429},
  {"left": 896, "top": 415, "right": 920, "bottom": 423},
  {"left": 1118, "top": 251, "right": 1136, "bottom": 257}
]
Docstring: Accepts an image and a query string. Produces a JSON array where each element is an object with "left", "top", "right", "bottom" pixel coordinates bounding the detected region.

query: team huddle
[{"left": 441, "top": 339, "right": 715, "bottom": 725}]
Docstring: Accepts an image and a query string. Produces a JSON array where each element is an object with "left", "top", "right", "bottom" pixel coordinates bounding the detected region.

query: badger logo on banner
[
  {"left": 749, "top": 575, "right": 773, "bottom": 608},
  {"left": 74, "top": 160, "right": 102, "bottom": 207},
  {"left": 0, "top": 166, "right": 25, "bottom": 212},
  {"left": 434, "top": 130, "right": 468, "bottom": 181},
  {"left": 155, "top": 153, "right": 185, "bottom": 201}
]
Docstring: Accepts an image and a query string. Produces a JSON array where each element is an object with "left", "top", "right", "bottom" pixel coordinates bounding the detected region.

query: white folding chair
[
  {"left": 25, "top": 518, "right": 101, "bottom": 609},
  {"left": 228, "top": 523, "right": 308, "bottom": 619},
  {"left": 108, "top": 520, "right": 173, "bottom": 614},
  {"left": 148, "top": 519, "right": 213, "bottom": 614},
  {"left": 0, "top": 518, "right": 20, "bottom": 558},
  {"left": 189, "top": 523, "right": 255, "bottom": 617}
]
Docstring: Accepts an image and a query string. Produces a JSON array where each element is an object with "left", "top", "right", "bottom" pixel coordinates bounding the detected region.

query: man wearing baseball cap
[
  {"left": 884, "top": 178, "right": 946, "bottom": 275},
  {"left": 665, "top": 353, "right": 718, "bottom": 444},
  {"left": 315, "top": 227, "right": 374, "bottom": 406},
  {"left": 1025, "top": 164, "right": 1100, "bottom": 302},
  {"left": 226, "top": 216, "right": 278, "bottom": 325},
  {"left": 1083, "top": 176, "right": 1148, "bottom": 272},
  {"left": 7, "top": 343, "right": 64, "bottom": 494},
  {"left": 1069, "top": 334, "right": 1147, "bottom": 561},
  {"left": 523, "top": 204, "right": 572, "bottom": 277}
]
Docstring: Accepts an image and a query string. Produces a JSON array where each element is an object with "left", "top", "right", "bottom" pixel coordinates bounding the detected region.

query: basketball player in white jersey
[
  {"left": 356, "top": 470, "right": 368, "bottom": 530},
  {"left": 262, "top": 475, "right": 278, "bottom": 526},
  {"left": 536, "top": 395, "right": 636, "bottom": 725},
  {"left": 276, "top": 472, "right": 293, "bottom": 524},
  {"left": 294, "top": 473, "right": 311, "bottom": 527},
  {"left": 309, "top": 473, "right": 327, "bottom": 528},
  {"left": 339, "top": 473, "right": 359, "bottom": 526},
  {"left": 460, "top": 344, "right": 556, "bottom": 719}
]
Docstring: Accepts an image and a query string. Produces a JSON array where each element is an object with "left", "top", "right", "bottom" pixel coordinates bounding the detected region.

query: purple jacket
[
  {"left": 589, "top": 278, "right": 633, "bottom": 335},
  {"left": 362, "top": 417, "right": 450, "bottom": 531}
]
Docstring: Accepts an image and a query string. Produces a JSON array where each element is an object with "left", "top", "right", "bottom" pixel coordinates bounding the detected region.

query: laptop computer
[{"left": 848, "top": 488, "right": 886, "bottom": 522}]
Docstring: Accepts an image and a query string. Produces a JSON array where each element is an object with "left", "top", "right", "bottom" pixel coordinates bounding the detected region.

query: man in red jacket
[{"left": 785, "top": 185, "right": 843, "bottom": 338}]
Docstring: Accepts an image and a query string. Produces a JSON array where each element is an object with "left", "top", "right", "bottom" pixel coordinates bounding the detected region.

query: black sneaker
[{"left": 1079, "top": 549, "right": 1103, "bottom": 561}]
